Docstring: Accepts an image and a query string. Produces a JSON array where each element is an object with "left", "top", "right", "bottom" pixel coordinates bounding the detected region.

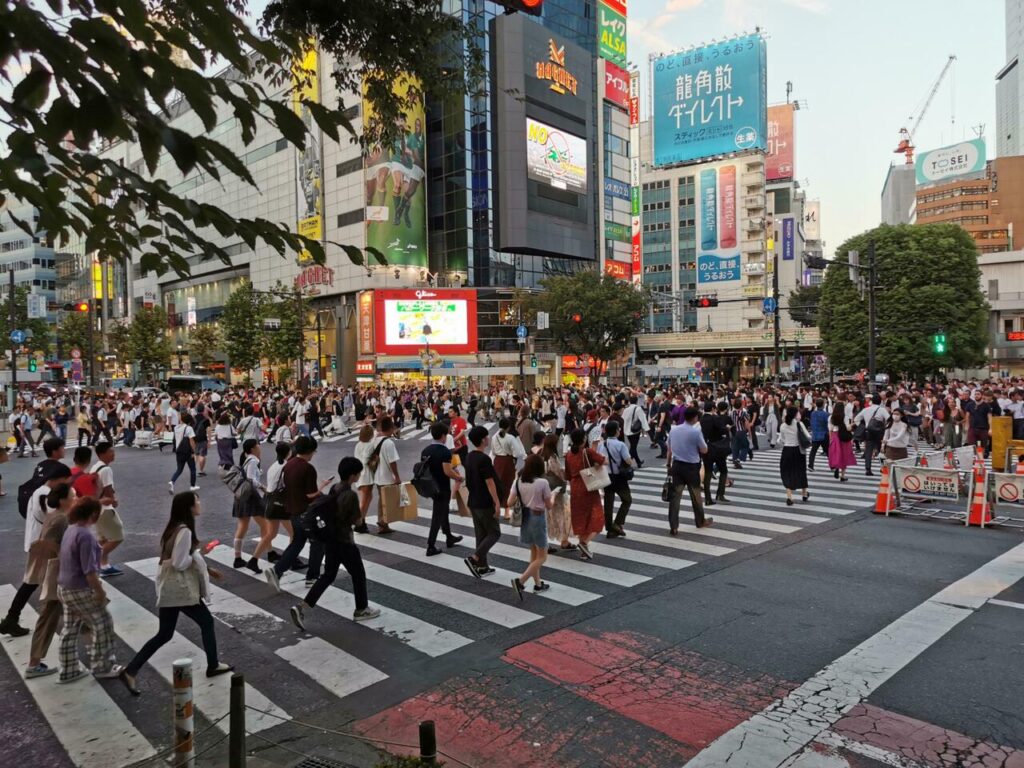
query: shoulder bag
[
  {"left": 580, "top": 448, "right": 611, "bottom": 492},
  {"left": 796, "top": 422, "right": 811, "bottom": 451},
  {"left": 510, "top": 479, "right": 524, "bottom": 527},
  {"left": 366, "top": 437, "right": 389, "bottom": 474},
  {"left": 605, "top": 440, "right": 634, "bottom": 482},
  {"left": 156, "top": 527, "right": 201, "bottom": 607}
]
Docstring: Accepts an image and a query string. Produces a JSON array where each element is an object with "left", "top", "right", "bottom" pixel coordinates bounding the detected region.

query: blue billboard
[{"left": 651, "top": 34, "right": 767, "bottom": 167}]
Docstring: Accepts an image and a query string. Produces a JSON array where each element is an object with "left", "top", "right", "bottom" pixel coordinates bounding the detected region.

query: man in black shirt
[
  {"left": 700, "top": 401, "right": 730, "bottom": 505},
  {"left": 462, "top": 425, "right": 501, "bottom": 578},
  {"left": 421, "top": 422, "right": 464, "bottom": 556}
]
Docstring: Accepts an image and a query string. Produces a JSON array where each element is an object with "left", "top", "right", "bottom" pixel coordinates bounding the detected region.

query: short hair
[
  {"left": 468, "top": 425, "right": 489, "bottom": 447},
  {"left": 430, "top": 422, "right": 449, "bottom": 440},
  {"left": 46, "top": 463, "right": 72, "bottom": 481},
  {"left": 94, "top": 441, "right": 114, "bottom": 457},
  {"left": 293, "top": 434, "right": 317, "bottom": 455},
  {"left": 605, "top": 420, "right": 620, "bottom": 438},
  {"left": 73, "top": 446, "right": 92, "bottom": 466},
  {"left": 378, "top": 416, "right": 394, "bottom": 433},
  {"left": 337, "top": 456, "right": 363, "bottom": 481},
  {"left": 69, "top": 496, "right": 102, "bottom": 523},
  {"left": 47, "top": 483, "right": 73, "bottom": 509},
  {"left": 43, "top": 437, "right": 64, "bottom": 457},
  {"left": 684, "top": 407, "right": 700, "bottom": 422}
]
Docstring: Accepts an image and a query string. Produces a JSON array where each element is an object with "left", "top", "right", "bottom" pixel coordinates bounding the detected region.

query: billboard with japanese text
[
  {"left": 696, "top": 158, "right": 741, "bottom": 285},
  {"left": 766, "top": 104, "right": 795, "bottom": 181},
  {"left": 915, "top": 139, "right": 987, "bottom": 186},
  {"left": 604, "top": 61, "right": 630, "bottom": 109},
  {"left": 598, "top": 2, "right": 627, "bottom": 67},
  {"left": 651, "top": 34, "right": 767, "bottom": 167}
]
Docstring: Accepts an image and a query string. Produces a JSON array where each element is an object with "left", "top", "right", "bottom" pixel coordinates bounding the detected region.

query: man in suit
[{"left": 699, "top": 400, "right": 731, "bottom": 506}]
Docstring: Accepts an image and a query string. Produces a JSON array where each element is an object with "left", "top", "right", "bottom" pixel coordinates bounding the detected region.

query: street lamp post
[{"left": 423, "top": 323, "right": 432, "bottom": 391}]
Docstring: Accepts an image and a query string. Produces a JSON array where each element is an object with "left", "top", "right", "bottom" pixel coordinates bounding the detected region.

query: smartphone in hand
[{"left": 203, "top": 539, "right": 220, "bottom": 554}]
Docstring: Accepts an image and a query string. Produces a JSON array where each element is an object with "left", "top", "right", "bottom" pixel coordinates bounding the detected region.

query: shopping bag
[
  {"left": 455, "top": 485, "right": 471, "bottom": 517},
  {"left": 380, "top": 483, "right": 419, "bottom": 522},
  {"left": 580, "top": 450, "right": 611, "bottom": 492},
  {"left": 397, "top": 482, "right": 419, "bottom": 521}
]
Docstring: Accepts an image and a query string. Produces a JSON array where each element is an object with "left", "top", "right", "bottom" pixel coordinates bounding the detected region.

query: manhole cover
[{"left": 290, "top": 757, "right": 359, "bottom": 768}]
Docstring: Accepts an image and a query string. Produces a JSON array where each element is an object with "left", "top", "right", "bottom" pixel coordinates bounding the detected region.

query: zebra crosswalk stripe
[
  {"left": 619, "top": 505, "right": 786, "bottom": 539},
  {"left": 0, "top": 585, "right": 158, "bottom": 768},
  {"left": 102, "top": 581, "right": 290, "bottom": 734},
  {"left": 128, "top": 558, "right": 389, "bottom": 698},
  {"left": 205, "top": 546, "right": 472, "bottom": 657}
]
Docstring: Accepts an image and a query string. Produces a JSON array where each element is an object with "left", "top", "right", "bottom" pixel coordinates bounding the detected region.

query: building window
[
  {"left": 337, "top": 209, "right": 363, "bottom": 228},
  {"left": 336, "top": 157, "right": 362, "bottom": 177}
]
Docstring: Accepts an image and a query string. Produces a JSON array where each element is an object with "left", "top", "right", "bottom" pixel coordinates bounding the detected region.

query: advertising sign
[
  {"left": 526, "top": 117, "right": 587, "bottom": 194},
  {"left": 604, "top": 61, "right": 630, "bottom": 109},
  {"left": 604, "top": 259, "right": 632, "bottom": 280},
  {"left": 373, "top": 289, "right": 478, "bottom": 355},
  {"left": 804, "top": 200, "right": 820, "bottom": 240},
  {"left": 363, "top": 73, "right": 427, "bottom": 267},
  {"left": 766, "top": 104, "right": 795, "bottom": 181},
  {"left": 294, "top": 264, "right": 335, "bottom": 294},
  {"left": 651, "top": 34, "right": 768, "bottom": 167},
  {"left": 535, "top": 38, "right": 579, "bottom": 96},
  {"left": 186, "top": 296, "right": 197, "bottom": 327},
  {"left": 292, "top": 43, "right": 323, "bottom": 267},
  {"left": 355, "top": 360, "right": 375, "bottom": 375},
  {"left": 696, "top": 159, "right": 742, "bottom": 285},
  {"left": 604, "top": 221, "right": 630, "bottom": 242},
  {"left": 629, "top": 68, "right": 641, "bottom": 285},
  {"left": 915, "top": 138, "right": 987, "bottom": 186},
  {"left": 358, "top": 290, "right": 375, "bottom": 355},
  {"left": 604, "top": 177, "right": 630, "bottom": 201},
  {"left": 782, "top": 217, "right": 794, "bottom": 261},
  {"left": 598, "top": 2, "right": 627, "bottom": 67}
]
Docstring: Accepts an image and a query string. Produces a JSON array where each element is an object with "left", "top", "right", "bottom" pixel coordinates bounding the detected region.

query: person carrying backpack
[
  {"left": 417, "top": 422, "right": 464, "bottom": 557},
  {"left": 854, "top": 394, "right": 889, "bottom": 477},
  {"left": 288, "top": 456, "right": 380, "bottom": 631},
  {"left": 168, "top": 413, "right": 200, "bottom": 494}
]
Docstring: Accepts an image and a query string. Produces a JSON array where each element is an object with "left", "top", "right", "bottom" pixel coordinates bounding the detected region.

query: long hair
[
  {"left": 540, "top": 433, "right": 559, "bottom": 461},
  {"left": 569, "top": 428, "right": 585, "bottom": 454},
  {"left": 161, "top": 491, "right": 199, "bottom": 556},
  {"left": 830, "top": 403, "right": 845, "bottom": 428},
  {"left": 520, "top": 453, "right": 545, "bottom": 483},
  {"left": 784, "top": 406, "right": 798, "bottom": 426}
]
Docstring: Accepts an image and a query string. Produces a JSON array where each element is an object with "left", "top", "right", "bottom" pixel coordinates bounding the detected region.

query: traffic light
[
  {"left": 331, "top": 355, "right": 337, "bottom": 370},
  {"left": 688, "top": 295, "right": 719, "bottom": 309},
  {"left": 28, "top": 356, "right": 37, "bottom": 372},
  {"left": 75, "top": 301, "right": 89, "bottom": 312},
  {"left": 933, "top": 332, "right": 947, "bottom": 354},
  {"left": 571, "top": 313, "right": 582, "bottom": 323},
  {"left": 531, "top": 355, "right": 538, "bottom": 368}
]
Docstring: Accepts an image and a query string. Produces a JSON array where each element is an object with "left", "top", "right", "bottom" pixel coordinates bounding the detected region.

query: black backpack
[
  {"left": 412, "top": 451, "right": 441, "bottom": 499},
  {"left": 300, "top": 484, "right": 342, "bottom": 542},
  {"left": 17, "top": 474, "right": 46, "bottom": 519}
]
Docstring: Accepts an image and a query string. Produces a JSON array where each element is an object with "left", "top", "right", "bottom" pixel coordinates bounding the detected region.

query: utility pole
[
  {"left": 295, "top": 289, "right": 305, "bottom": 389},
  {"left": 867, "top": 240, "right": 877, "bottom": 392},
  {"left": 772, "top": 249, "right": 781, "bottom": 385},
  {"left": 87, "top": 299, "right": 95, "bottom": 388},
  {"left": 8, "top": 269, "right": 16, "bottom": 411},
  {"left": 315, "top": 312, "right": 323, "bottom": 386}
]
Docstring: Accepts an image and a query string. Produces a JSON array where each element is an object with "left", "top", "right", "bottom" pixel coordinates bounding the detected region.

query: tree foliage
[
  {"left": 189, "top": 323, "right": 222, "bottom": 366},
  {"left": 220, "top": 282, "right": 268, "bottom": 375},
  {"left": 787, "top": 284, "right": 820, "bottom": 328},
  {"left": 819, "top": 224, "right": 988, "bottom": 378},
  {"left": 0, "top": 0, "right": 478, "bottom": 277},
  {"left": 57, "top": 310, "right": 93, "bottom": 362},
  {"left": 3, "top": 286, "right": 52, "bottom": 357},
  {"left": 523, "top": 272, "right": 650, "bottom": 378},
  {"left": 261, "top": 282, "right": 305, "bottom": 372},
  {"left": 127, "top": 306, "right": 172, "bottom": 380}
]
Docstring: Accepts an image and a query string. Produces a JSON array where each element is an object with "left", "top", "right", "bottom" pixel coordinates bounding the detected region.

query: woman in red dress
[{"left": 564, "top": 428, "right": 606, "bottom": 560}]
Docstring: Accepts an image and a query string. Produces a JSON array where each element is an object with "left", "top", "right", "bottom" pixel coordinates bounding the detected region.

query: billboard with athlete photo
[
  {"left": 363, "top": 74, "right": 427, "bottom": 268},
  {"left": 292, "top": 43, "right": 323, "bottom": 266}
]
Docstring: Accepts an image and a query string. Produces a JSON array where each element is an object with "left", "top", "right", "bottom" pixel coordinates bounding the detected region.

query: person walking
[
  {"left": 168, "top": 412, "right": 200, "bottom": 493},
  {"left": 762, "top": 395, "right": 781, "bottom": 448},
  {"left": 289, "top": 457, "right": 381, "bottom": 630},
  {"left": 214, "top": 411, "right": 237, "bottom": 469},
  {"left": 666, "top": 407, "right": 711, "bottom": 533},
  {"left": 56, "top": 496, "right": 123, "bottom": 683},
  {"left": 352, "top": 425, "right": 376, "bottom": 534},
  {"left": 250, "top": 441, "right": 293, "bottom": 570},
  {"left": 193, "top": 406, "right": 211, "bottom": 477},
  {"left": 231, "top": 439, "right": 268, "bottom": 572},
  {"left": 491, "top": 418, "right": 525, "bottom": 522},
  {"left": 807, "top": 398, "right": 830, "bottom": 471},
  {"left": 540, "top": 434, "right": 574, "bottom": 552},
  {"left": 778, "top": 406, "right": 811, "bottom": 505},
  {"left": 730, "top": 398, "right": 751, "bottom": 468},
  {"left": 420, "top": 422, "right": 464, "bottom": 556},
  {"left": 120, "top": 491, "right": 232, "bottom": 694},
  {"left": 508, "top": 454, "right": 554, "bottom": 600},
  {"left": 598, "top": 421, "right": 633, "bottom": 538},
  {"left": 564, "top": 429, "right": 606, "bottom": 560},
  {"left": 882, "top": 409, "right": 911, "bottom": 463},
  {"left": 462, "top": 425, "right": 501, "bottom": 578},
  {"left": 622, "top": 396, "right": 648, "bottom": 468},
  {"left": 369, "top": 416, "right": 401, "bottom": 535},
  {"left": 699, "top": 401, "right": 730, "bottom": 506},
  {"left": 828, "top": 403, "right": 855, "bottom": 482},
  {"left": 854, "top": 394, "right": 889, "bottom": 476}
]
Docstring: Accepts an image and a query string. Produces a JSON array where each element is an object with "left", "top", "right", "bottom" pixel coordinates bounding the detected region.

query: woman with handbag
[
  {"left": 827, "top": 403, "right": 856, "bottom": 482},
  {"left": 232, "top": 439, "right": 268, "bottom": 572},
  {"left": 120, "top": 491, "right": 232, "bottom": 695},
  {"left": 778, "top": 406, "right": 811, "bottom": 505},
  {"left": 492, "top": 418, "right": 525, "bottom": 522},
  {"left": 214, "top": 411, "right": 237, "bottom": 468},
  {"left": 540, "top": 435, "right": 575, "bottom": 553},
  {"left": 508, "top": 454, "right": 555, "bottom": 599},
  {"left": 564, "top": 429, "right": 607, "bottom": 560}
]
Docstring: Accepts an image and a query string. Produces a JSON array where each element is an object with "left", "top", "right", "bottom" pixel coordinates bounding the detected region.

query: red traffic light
[
  {"left": 698, "top": 297, "right": 711, "bottom": 308},
  {"left": 75, "top": 301, "right": 89, "bottom": 312},
  {"left": 571, "top": 313, "right": 582, "bottom": 323}
]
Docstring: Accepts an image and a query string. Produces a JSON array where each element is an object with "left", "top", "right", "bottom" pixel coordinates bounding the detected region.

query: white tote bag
[{"left": 579, "top": 448, "right": 611, "bottom": 492}]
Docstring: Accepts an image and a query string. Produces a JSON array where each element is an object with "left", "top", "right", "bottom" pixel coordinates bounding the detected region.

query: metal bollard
[
  {"left": 229, "top": 673, "right": 247, "bottom": 768},
  {"left": 172, "top": 658, "right": 195, "bottom": 768},
  {"left": 418, "top": 720, "right": 437, "bottom": 764}
]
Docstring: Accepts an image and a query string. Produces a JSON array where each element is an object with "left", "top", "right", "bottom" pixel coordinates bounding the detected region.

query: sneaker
[
  {"left": 264, "top": 568, "right": 280, "bottom": 593},
  {"left": 58, "top": 665, "right": 90, "bottom": 684},
  {"left": 353, "top": 606, "right": 381, "bottom": 621},
  {"left": 0, "top": 619, "right": 30, "bottom": 637},
  {"left": 190, "top": 486, "right": 201, "bottom": 492},
  {"left": 206, "top": 663, "right": 234, "bottom": 678},
  {"left": 477, "top": 566, "right": 496, "bottom": 576},
  {"left": 99, "top": 565, "right": 123, "bottom": 578},
  {"left": 93, "top": 664, "right": 125, "bottom": 680},
  {"left": 168, "top": 481, "right": 174, "bottom": 495},
  {"left": 533, "top": 582, "right": 550, "bottom": 593},
  {"left": 578, "top": 541, "right": 593, "bottom": 560},
  {"left": 25, "top": 663, "right": 58, "bottom": 679},
  {"left": 289, "top": 604, "right": 306, "bottom": 631},
  {"left": 463, "top": 557, "right": 482, "bottom": 579},
  {"left": 511, "top": 577, "right": 525, "bottom": 602},
  {"left": 304, "top": 578, "right": 316, "bottom": 587}
]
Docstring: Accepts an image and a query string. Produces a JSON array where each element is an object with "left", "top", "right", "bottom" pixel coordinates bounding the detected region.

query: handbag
[
  {"left": 38, "top": 557, "right": 60, "bottom": 602},
  {"left": 605, "top": 440, "right": 634, "bottom": 482},
  {"left": 661, "top": 473, "right": 674, "bottom": 502},
  {"left": 156, "top": 559, "right": 201, "bottom": 607},
  {"left": 797, "top": 423, "right": 811, "bottom": 450},
  {"left": 579, "top": 448, "right": 611, "bottom": 492},
  {"left": 510, "top": 480, "right": 524, "bottom": 527}
]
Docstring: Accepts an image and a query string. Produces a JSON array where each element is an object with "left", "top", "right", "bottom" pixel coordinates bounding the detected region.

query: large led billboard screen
[
  {"left": 526, "top": 118, "right": 588, "bottom": 194},
  {"left": 373, "top": 289, "right": 478, "bottom": 355}
]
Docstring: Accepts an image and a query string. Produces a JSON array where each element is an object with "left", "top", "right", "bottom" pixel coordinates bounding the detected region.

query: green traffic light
[{"left": 28, "top": 357, "right": 37, "bottom": 372}]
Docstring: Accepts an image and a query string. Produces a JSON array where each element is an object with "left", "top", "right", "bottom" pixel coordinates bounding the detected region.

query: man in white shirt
[
  {"left": 622, "top": 396, "right": 649, "bottom": 468},
  {"left": 371, "top": 416, "right": 402, "bottom": 534},
  {"left": 91, "top": 441, "right": 125, "bottom": 577},
  {"left": 854, "top": 394, "right": 889, "bottom": 476}
]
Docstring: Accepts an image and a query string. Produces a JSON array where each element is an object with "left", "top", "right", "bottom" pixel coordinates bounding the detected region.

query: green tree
[
  {"left": 0, "top": 0, "right": 479, "bottom": 276},
  {"left": 57, "top": 310, "right": 93, "bottom": 362},
  {"left": 220, "top": 282, "right": 268, "bottom": 376},
  {"left": 189, "top": 323, "right": 222, "bottom": 367},
  {"left": 106, "top": 319, "right": 133, "bottom": 377},
  {"left": 128, "top": 306, "right": 173, "bottom": 381},
  {"left": 262, "top": 283, "right": 305, "bottom": 376},
  {"left": 523, "top": 272, "right": 650, "bottom": 379},
  {"left": 787, "top": 284, "right": 821, "bottom": 328},
  {"left": 3, "top": 286, "right": 53, "bottom": 358},
  {"left": 819, "top": 224, "right": 987, "bottom": 378}
]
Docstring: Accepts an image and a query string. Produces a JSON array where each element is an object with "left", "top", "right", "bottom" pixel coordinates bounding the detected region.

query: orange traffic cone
[
  {"left": 1016, "top": 457, "right": 1024, "bottom": 475},
  {"left": 974, "top": 444, "right": 985, "bottom": 472},
  {"left": 967, "top": 466, "right": 992, "bottom": 526},
  {"left": 874, "top": 463, "right": 896, "bottom": 514}
]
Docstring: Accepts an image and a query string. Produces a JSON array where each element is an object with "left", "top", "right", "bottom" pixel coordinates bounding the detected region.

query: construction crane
[{"left": 895, "top": 54, "right": 957, "bottom": 165}]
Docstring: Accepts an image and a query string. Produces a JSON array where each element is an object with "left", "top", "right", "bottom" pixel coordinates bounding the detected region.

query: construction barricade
[
  {"left": 980, "top": 471, "right": 1024, "bottom": 530},
  {"left": 884, "top": 463, "right": 968, "bottom": 525}
]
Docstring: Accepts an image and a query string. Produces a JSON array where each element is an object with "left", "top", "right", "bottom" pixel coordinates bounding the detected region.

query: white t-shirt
[
  {"left": 214, "top": 423, "right": 235, "bottom": 440},
  {"left": 174, "top": 424, "right": 195, "bottom": 447},
  {"left": 371, "top": 435, "right": 401, "bottom": 486},
  {"left": 89, "top": 461, "right": 115, "bottom": 509},
  {"left": 23, "top": 484, "right": 50, "bottom": 552},
  {"left": 266, "top": 461, "right": 286, "bottom": 494}
]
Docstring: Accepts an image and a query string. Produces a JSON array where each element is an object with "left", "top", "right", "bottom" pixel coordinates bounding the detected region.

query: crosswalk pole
[
  {"left": 172, "top": 658, "right": 195, "bottom": 768},
  {"left": 418, "top": 720, "right": 437, "bottom": 764},
  {"left": 229, "top": 673, "right": 246, "bottom": 768}
]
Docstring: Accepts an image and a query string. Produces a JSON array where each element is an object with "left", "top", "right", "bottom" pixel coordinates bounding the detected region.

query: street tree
[
  {"left": 127, "top": 306, "right": 173, "bottom": 381},
  {"left": 523, "top": 271, "right": 650, "bottom": 379},
  {"left": 819, "top": 224, "right": 987, "bottom": 378},
  {"left": 787, "top": 284, "right": 821, "bottom": 328},
  {"left": 57, "top": 310, "right": 93, "bottom": 362},
  {"left": 189, "top": 323, "right": 222, "bottom": 367},
  {"left": 106, "top": 319, "right": 133, "bottom": 375},
  {"left": 3, "top": 286, "right": 52, "bottom": 358},
  {"left": 0, "top": 0, "right": 478, "bottom": 276},
  {"left": 220, "top": 282, "right": 268, "bottom": 377},
  {"left": 262, "top": 282, "right": 305, "bottom": 380}
]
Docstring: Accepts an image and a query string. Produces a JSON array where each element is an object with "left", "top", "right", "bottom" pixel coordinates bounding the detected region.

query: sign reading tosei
[{"left": 915, "top": 139, "right": 987, "bottom": 185}]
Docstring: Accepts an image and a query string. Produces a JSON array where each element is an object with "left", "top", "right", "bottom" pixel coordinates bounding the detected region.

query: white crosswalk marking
[
  {"left": 610, "top": 506, "right": 777, "bottom": 541},
  {"left": 102, "top": 581, "right": 289, "bottom": 734},
  {"left": 128, "top": 557, "right": 389, "bottom": 698},
  {"left": 206, "top": 546, "right": 472, "bottom": 656},
  {"left": 0, "top": 585, "right": 158, "bottom": 768}
]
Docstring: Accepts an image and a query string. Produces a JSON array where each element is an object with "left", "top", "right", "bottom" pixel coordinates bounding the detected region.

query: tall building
[
  {"left": 997, "top": 0, "right": 1024, "bottom": 157},
  {"left": 880, "top": 163, "right": 916, "bottom": 225},
  {"left": 0, "top": 202, "right": 59, "bottom": 318}
]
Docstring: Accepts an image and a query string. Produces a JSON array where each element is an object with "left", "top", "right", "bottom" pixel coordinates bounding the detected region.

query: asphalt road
[{"left": 1, "top": 426, "right": 1022, "bottom": 768}]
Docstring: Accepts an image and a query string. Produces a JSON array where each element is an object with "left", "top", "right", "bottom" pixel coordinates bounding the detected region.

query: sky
[{"left": 628, "top": 0, "right": 1005, "bottom": 253}]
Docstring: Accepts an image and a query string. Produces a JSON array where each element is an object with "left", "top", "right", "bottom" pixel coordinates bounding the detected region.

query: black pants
[
  {"left": 603, "top": 476, "right": 632, "bottom": 532},
  {"left": 469, "top": 506, "right": 501, "bottom": 567},
  {"left": 702, "top": 450, "right": 728, "bottom": 502},
  {"left": 668, "top": 460, "right": 705, "bottom": 530},
  {"left": 4, "top": 581, "right": 37, "bottom": 624},
  {"left": 864, "top": 437, "right": 882, "bottom": 474},
  {"left": 126, "top": 603, "right": 218, "bottom": 676},
  {"left": 171, "top": 454, "right": 197, "bottom": 486},
  {"left": 428, "top": 491, "right": 453, "bottom": 549},
  {"left": 627, "top": 432, "right": 642, "bottom": 465},
  {"left": 808, "top": 439, "right": 828, "bottom": 469},
  {"left": 304, "top": 540, "right": 368, "bottom": 611},
  {"left": 274, "top": 520, "right": 324, "bottom": 581}
]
